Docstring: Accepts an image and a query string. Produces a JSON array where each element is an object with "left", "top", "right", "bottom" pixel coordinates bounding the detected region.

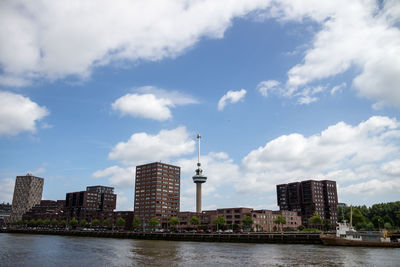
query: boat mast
[{"left": 349, "top": 206, "right": 353, "bottom": 228}]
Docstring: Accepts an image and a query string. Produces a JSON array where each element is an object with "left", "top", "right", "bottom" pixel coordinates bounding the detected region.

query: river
[{"left": 0, "top": 233, "right": 399, "bottom": 266}]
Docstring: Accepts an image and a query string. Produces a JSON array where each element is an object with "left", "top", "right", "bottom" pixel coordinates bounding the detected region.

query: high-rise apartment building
[
  {"left": 65, "top": 185, "right": 116, "bottom": 220},
  {"left": 134, "top": 162, "right": 180, "bottom": 228},
  {"left": 277, "top": 180, "right": 338, "bottom": 228},
  {"left": 10, "top": 174, "right": 44, "bottom": 222}
]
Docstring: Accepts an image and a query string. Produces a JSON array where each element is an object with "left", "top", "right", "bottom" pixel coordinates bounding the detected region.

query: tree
[
  {"left": 168, "top": 217, "right": 179, "bottom": 230},
  {"left": 148, "top": 217, "right": 160, "bottom": 231},
  {"left": 91, "top": 219, "right": 100, "bottom": 228},
  {"left": 213, "top": 215, "right": 226, "bottom": 231},
  {"left": 384, "top": 222, "right": 392, "bottom": 230},
  {"left": 50, "top": 218, "right": 59, "bottom": 228},
  {"left": 190, "top": 216, "right": 200, "bottom": 228},
  {"left": 116, "top": 217, "right": 126, "bottom": 229},
  {"left": 242, "top": 216, "right": 254, "bottom": 232},
  {"left": 79, "top": 219, "right": 87, "bottom": 228},
  {"left": 36, "top": 219, "right": 44, "bottom": 227},
  {"left": 69, "top": 218, "right": 78, "bottom": 229},
  {"left": 43, "top": 219, "right": 51, "bottom": 227},
  {"left": 102, "top": 218, "right": 110, "bottom": 228},
  {"left": 309, "top": 212, "right": 323, "bottom": 229},
  {"left": 132, "top": 217, "right": 141, "bottom": 231},
  {"left": 273, "top": 216, "right": 286, "bottom": 232},
  {"left": 59, "top": 220, "right": 67, "bottom": 228},
  {"left": 371, "top": 216, "right": 384, "bottom": 229},
  {"left": 28, "top": 219, "right": 37, "bottom": 227}
]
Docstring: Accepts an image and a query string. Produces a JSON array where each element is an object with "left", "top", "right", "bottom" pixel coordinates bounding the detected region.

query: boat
[{"left": 320, "top": 207, "right": 400, "bottom": 247}]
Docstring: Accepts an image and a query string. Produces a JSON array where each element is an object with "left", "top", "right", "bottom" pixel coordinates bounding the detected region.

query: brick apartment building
[
  {"left": 22, "top": 200, "right": 65, "bottom": 221},
  {"left": 65, "top": 185, "right": 116, "bottom": 221},
  {"left": 177, "top": 208, "right": 301, "bottom": 231},
  {"left": 277, "top": 180, "right": 338, "bottom": 228},
  {"left": 134, "top": 162, "right": 180, "bottom": 228}
]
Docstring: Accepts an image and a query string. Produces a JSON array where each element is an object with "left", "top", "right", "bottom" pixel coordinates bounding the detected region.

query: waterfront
[{"left": 1, "top": 233, "right": 399, "bottom": 266}]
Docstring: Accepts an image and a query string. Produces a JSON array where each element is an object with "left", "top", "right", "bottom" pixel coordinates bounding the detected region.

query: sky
[{"left": 0, "top": 0, "right": 399, "bottom": 212}]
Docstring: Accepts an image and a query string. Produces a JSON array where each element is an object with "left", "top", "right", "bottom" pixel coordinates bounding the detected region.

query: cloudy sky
[{"left": 1, "top": 0, "right": 399, "bottom": 211}]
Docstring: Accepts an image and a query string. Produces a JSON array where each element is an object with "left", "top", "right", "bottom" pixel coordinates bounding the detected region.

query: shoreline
[{"left": 1, "top": 229, "right": 322, "bottom": 244}]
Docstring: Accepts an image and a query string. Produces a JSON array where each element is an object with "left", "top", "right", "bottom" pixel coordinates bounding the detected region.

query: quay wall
[{"left": 1, "top": 229, "right": 322, "bottom": 244}]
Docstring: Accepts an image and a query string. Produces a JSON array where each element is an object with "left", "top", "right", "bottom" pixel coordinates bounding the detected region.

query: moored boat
[{"left": 320, "top": 220, "right": 400, "bottom": 247}]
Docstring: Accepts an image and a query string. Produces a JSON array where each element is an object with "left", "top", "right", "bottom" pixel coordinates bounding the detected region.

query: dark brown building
[
  {"left": 134, "top": 162, "right": 180, "bottom": 228},
  {"left": 277, "top": 180, "right": 338, "bottom": 228},
  {"left": 65, "top": 185, "right": 116, "bottom": 221},
  {"left": 22, "top": 200, "right": 65, "bottom": 221}
]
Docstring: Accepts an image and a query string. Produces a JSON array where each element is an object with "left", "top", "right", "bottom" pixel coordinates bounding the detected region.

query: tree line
[{"left": 338, "top": 201, "right": 400, "bottom": 230}]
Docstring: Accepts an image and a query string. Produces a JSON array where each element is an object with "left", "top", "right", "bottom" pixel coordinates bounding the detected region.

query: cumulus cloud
[
  {"left": 0, "top": 91, "right": 49, "bottom": 136},
  {"left": 260, "top": 0, "right": 400, "bottom": 107},
  {"left": 238, "top": 116, "right": 400, "bottom": 198},
  {"left": 0, "top": 0, "right": 269, "bottom": 86},
  {"left": 109, "top": 126, "right": 195, "bottom": 165},
  {"left": 217, "top": 89, "right": 247, "bottom": 111},
  {"left": 257, "top": 80, "right": 280, "bottom": 97},
  {"left": 92, "top": 165, "right": 135, "bottom": 188},
  {"left": 0, "top": 178, "right": 15, "bottom": 203},
  {"left": 112, "top": 86, "right": 198, "bottom": 121}
]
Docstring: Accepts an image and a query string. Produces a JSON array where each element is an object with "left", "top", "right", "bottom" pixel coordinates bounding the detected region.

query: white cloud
[
  {"left": 0, "top": 178, "right": 15, "bottom": 203},
  {"left": 330, "top": 82, "right": 346, "bottom": 95},
  {"left": 238, "top": 116, "right": 400, "bottom": 198},
  {"left": 217, "top": 89, "right": 247, "bottom": 111},
  {"left": 112, "top": 93, "right": 174, "bottom": 121},
  {"left": 109, "top": 126, "right": 195, "bottom": 165},
  {"left": 112, "top": 86, "right": 198, "bottom": 121},
  {"left": 0, "top": 91, "right": 49, "bottom": 136},
  {"left": 263, "top": 0, "right": 400, "bottom": 108},
  {"left": 257, "top": 80, "right": 280, "bottom": 97},
  {"left": 0, "top": 0, "right": 269, "bottom": 86},
  {"left": 92, "top": 165, "right": 135, "bottom": 188}
]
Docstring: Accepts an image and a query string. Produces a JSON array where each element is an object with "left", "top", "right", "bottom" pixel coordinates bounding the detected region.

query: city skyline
[{"left": 1, "top": 1, "right": 399, "bottom": 212}]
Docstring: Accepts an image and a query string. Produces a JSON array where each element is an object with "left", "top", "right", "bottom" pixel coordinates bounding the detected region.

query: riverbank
[{"left": 1, "top": 228, "right": 322, "bottom": 244}]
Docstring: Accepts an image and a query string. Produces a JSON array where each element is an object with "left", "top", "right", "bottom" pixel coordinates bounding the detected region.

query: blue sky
[{"left": 1, "top": 0, "right": 399, "bottom": 211}]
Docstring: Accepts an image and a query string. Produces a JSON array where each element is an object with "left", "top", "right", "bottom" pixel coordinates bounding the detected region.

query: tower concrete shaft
[{"left": 196, "top": 183, "right": 202, "bottom": 213}]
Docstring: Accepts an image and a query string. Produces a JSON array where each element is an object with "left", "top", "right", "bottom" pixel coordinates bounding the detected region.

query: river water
[{"left": 0, "top": 233, "right": 399, "bottom": 266}]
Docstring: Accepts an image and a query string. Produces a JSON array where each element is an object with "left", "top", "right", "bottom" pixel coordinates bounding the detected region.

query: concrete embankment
[{"left": 1, "top": 229, "right": 322, "bottom": 244}]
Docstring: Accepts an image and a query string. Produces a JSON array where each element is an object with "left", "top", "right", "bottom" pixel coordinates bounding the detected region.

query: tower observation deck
[{"left": 192, "top": 134, "right": 207, "bottom": 213}]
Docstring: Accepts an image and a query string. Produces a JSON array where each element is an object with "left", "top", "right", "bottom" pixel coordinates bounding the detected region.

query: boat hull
[{"left": 320, "top": 234, "right": 400, "bottom": 248}]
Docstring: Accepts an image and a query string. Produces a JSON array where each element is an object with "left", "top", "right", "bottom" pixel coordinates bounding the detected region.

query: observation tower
[{"left": 192, "top": 134, "right": 207, "bottom": 213}]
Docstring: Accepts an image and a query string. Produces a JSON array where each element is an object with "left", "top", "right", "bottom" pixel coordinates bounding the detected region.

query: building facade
[
  {"left": 10, "top": 174, "right": 44, "bottom": 222},
  {"left": 22, "top": 200, "right": 65, "bottom": 221},
  {"left": 134, "top": 162, "right": 180, "bottom": 228},
  {"left": 65, "top": 185, "right": 116, "bottom": 221},
  {"left": 0, "top": 202, "right": 12, "bottom": 226},
  {"left": 277, "top": 180, "right": 338, "bottom": 228}
]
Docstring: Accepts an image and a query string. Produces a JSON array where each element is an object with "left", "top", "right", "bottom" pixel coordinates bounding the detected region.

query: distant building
[
  {"left": 337, "top": 203, "right": 347, "bottom": 208},
  {"left": 134, "top": 162, "right": 180, "bottom": 228},
  {"left": 22, "top": 200, "right": 65, "bottom": 221},
  {"left": 10, "top": 174, "right": 44, "bottom": 222},
  {"left": 277, "top": 180, "right": 338, "bottom": 228},
  {"left": 177, "top": 208, "right": 301, "bottom": 231},
  {"left": 65, "top": 185, "right": 116, "bottom": 221},
  {"left": 0, "top": 202, "right": 12, "bottom": 226}
]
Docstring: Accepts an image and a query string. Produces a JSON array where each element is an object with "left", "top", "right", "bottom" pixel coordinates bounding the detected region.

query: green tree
[
  {"left": 213, "top": 215, "right": 226, "bottom": 231},
  {"left": 28, "top": 219, "right": 37, "bottom": 227},
  {"left": 69, "top": 218, "right": 78, "bottom": 229},
  {"left": 168, "top": 217, "right": 179, "bottom": 230},
  {"left": 43, "top": 219, "right": 51, "bottom": 227},
  {"left": 116, "top": 217, "right": 126, "bottom": 229},
  {"left": 371, "top": 216, "right": 384, "bottom": 229},
  {"left": 79, "top": 219, "right": 87, "bottom": 228},
  {"left": 36, "top": 219, "right": 44, "bottom": 227},
  {"left": 102, "top": 218, "right": 110, "bottom": 228},
  {"left": 309, "top": 212, "right": 323, "bottom": 229},
  {"left": 273, "top": 215, "right": 286, "bottom": 232},
  {"left": 132, "top": 217, "right": 141, "bottom": 231},
  {"left": 91, "top": 219, "right": 100, "bottom": 228},
  {"left": 148, "top": 217, "right": 160, "bottom": 231},
  {"left": 50, "top": 218, "right": 59, "bottom": 228},
  {"left": 59, "top": 219, "right": 67, "bottom": 228},
  {"left": 384, "top": 222, "right": 392, "bottom": 230},
  {"left": 189, "top": 216, "right": 200, "bottom": 228},
  {"left": 242, "top": 216, "right": 254, "bottom": 231}
]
